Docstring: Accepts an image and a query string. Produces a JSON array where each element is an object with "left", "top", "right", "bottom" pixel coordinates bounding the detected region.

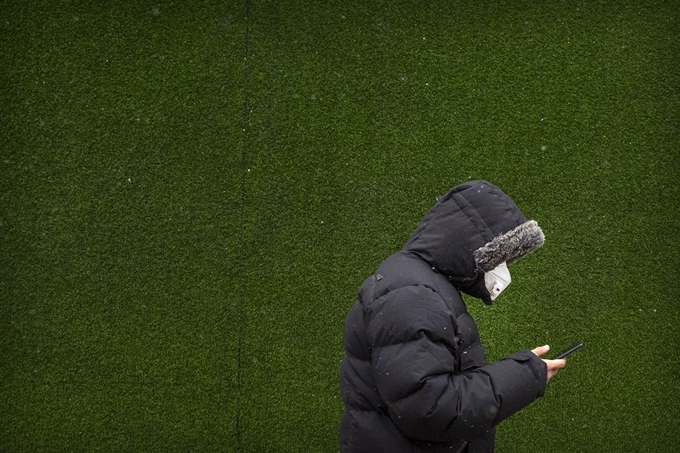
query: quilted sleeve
[{"left": 367, "top": 285, "right": 546, "bottom": 442}]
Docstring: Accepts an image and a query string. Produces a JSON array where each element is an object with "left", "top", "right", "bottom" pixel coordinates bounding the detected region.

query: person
[{"left": 339, "top": 180, "right": 566, "bottom": 453}]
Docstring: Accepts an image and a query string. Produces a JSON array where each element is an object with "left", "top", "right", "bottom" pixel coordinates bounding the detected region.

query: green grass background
[{"left": 1, "top": 0, "right": 678, "bottom": 451}]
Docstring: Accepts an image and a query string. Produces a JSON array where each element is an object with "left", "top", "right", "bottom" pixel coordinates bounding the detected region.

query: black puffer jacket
[{"left": 339, "top": 181, "right": 547, "bottom": 453}]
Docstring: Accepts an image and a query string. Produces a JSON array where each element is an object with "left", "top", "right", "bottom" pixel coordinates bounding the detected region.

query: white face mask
[{"left": 484, "top": 262, "right": 511, "bottom": 300}]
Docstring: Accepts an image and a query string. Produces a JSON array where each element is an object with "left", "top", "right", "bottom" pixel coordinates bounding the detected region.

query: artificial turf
[{"left": 1, "top": 0, "right": 678, "bottom": 452}]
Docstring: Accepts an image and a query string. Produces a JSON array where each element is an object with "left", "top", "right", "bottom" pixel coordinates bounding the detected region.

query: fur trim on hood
[
  {"left": 474, "top": 220, "right": 545, "bottom": 272},
  {"left": 402, "top": 180, "right": 543, "bottom": 304}
]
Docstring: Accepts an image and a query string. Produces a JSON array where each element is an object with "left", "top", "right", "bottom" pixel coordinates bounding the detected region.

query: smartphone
[{"left": 552, "top": 343, "right": 584, "bottom": 360}]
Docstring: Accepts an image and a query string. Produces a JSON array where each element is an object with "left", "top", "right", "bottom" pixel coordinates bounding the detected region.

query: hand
[{"left": 531, "top": 345, "right": 566, "bottom": 383}]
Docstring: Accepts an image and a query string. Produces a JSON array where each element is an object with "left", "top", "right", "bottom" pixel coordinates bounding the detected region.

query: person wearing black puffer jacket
[{"left": 339, "top": 180, "right": 566, "bottom": 453}]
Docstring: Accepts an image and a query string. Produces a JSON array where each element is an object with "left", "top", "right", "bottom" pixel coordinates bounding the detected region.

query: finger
[
  {"left": 545, "top": 358, "right": 567, "bottom": 371},
  {"left": 553, "top": 358, "right": 567, "bottom": 369},
  {"left": 544, "top": 359, "right": 566, "bottom": 382},
  {"left": 531, "top": 345, "right": 550, "bottom": 357}
]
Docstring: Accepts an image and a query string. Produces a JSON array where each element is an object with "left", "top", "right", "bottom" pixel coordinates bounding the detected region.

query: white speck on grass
[
  {"left": 541, "top": 145, "right": 547, "bottom": 151},
  {"left": 152, "top": 7, "right": 160, "bottom": 16}
]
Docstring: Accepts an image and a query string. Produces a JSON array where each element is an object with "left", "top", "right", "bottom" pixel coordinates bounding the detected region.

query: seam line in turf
[{"left": 235, "top": 0, "right": 252, "bottom": 450}]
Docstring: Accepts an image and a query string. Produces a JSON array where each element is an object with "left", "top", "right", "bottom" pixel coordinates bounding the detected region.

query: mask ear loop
[
  {"left": 448, "top": 265, "right": 485, "bottom": 288},
  {"left": 452, "top": 268, "right": 493, "bottom": 305}
]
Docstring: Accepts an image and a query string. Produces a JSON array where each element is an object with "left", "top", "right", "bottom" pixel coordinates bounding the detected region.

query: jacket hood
[{"left": 402, "top": 180, "right": 542, "bottom": 304}]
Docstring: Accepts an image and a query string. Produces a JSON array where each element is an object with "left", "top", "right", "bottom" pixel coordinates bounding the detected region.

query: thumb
[{"left": 531, "top": 345, "right": 550, "bottom": 357}]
